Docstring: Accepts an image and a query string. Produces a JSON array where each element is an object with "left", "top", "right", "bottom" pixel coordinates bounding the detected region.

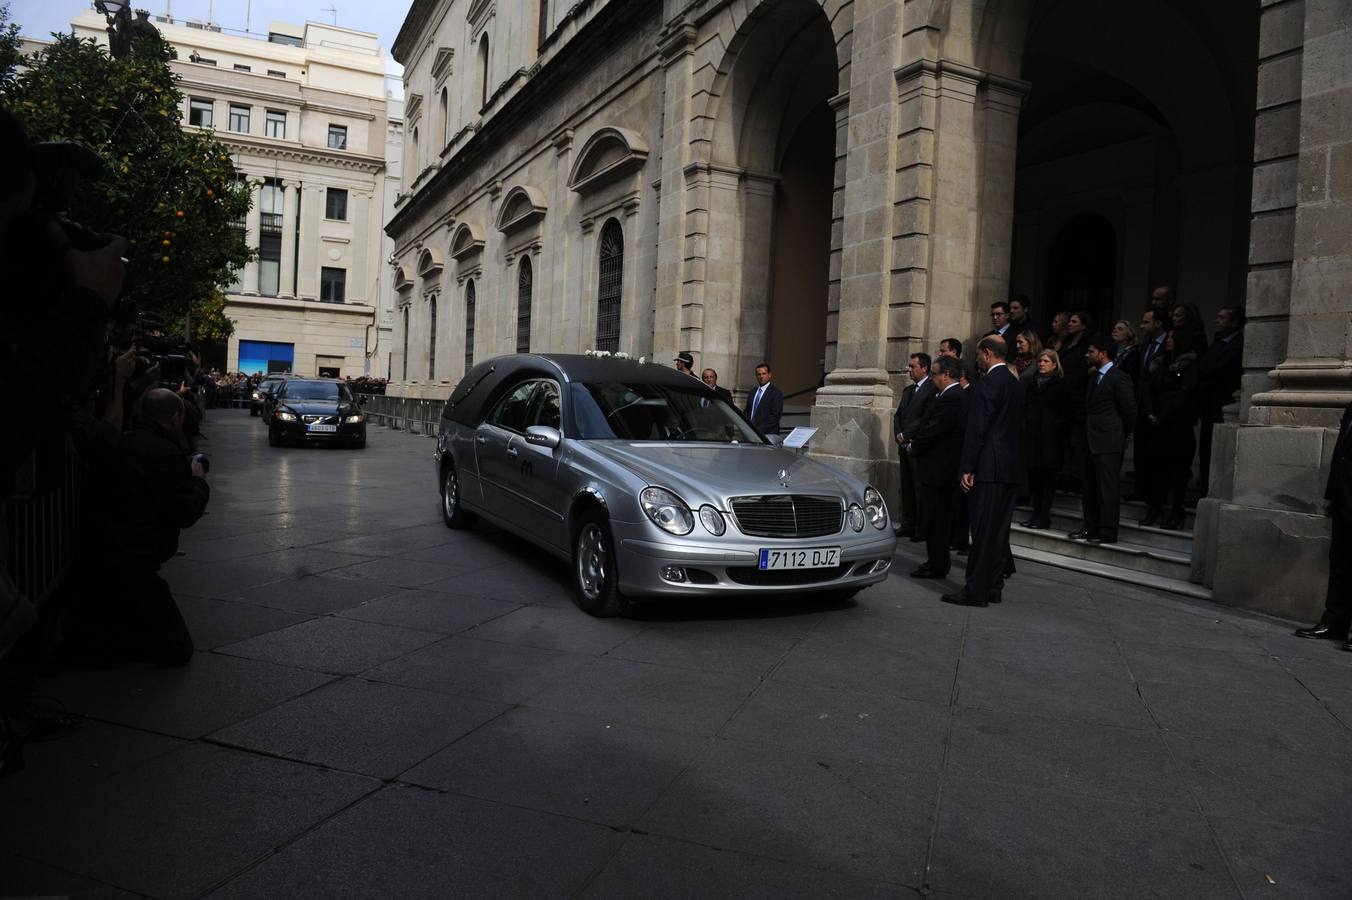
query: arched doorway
[
  {"left": 702, "top": 0, "right": 840, "bottom": 402},
  {"left": 1046, "top": 213, "right": 1117, "bottom": 334},
  {"left": 1005, "top": 0, "right": 1258, "bottom": 332}
]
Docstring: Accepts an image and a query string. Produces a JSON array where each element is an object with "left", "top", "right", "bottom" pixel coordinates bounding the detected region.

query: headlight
[
  {"left": 640, "top": 487, "right": 693, "bottom": 535},
  {"left": 251, "top": 390, "right": 260, "bottom": 399},
  {"left": 699, "top": 504, "right": 726, "bottom": 536},
  {"left": 344, "top": 414, "right": 364, "bottom": 424},
  {"left": 864, "top": 486, "right": 888, "bottom": 530},
  {"left": 275, "top": 410, "right": 298, "bottom": 422},
  {"left": 847, "top": 504, "right": 865, "bottom": 532}
]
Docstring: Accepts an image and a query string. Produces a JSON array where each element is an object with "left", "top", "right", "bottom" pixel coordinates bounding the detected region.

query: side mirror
[
  {"left": 525, "top": 425, "right": 562, "bottom": 449},
  {"left": 766, "top": 433, "right": 784, "bottom": 446}
]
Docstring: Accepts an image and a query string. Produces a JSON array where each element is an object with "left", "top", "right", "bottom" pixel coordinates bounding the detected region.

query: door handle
[
  {"left": 506, "top": 445, "right": 519, "bottom": 458},
  {"left": 476, "top": 435, "right": 488, "bottom": 444}
]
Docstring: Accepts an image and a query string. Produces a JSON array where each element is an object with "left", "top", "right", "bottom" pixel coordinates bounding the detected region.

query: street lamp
[{"left": 95, "top": 1, "right": 158, "bottom": 59}]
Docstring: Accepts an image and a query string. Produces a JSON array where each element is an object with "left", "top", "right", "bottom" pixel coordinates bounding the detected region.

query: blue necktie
[{"left": 752, "top": 388, "right": 762, "bottom": 418}]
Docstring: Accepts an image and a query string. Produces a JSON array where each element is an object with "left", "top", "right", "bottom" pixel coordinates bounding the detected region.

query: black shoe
[
  {"left": 910, "top": 568, "right": 946, "bottom": 579},
  {"left": 941, "top": 591, "right": 988, "bottom": 608},
  {"left": 910, "top": 534, "right": 926, "bottom": 543},
  {"left": 1139, "top": 509, "right": 1161, "bottom": 528},
  {"left": 1087, "top": 534, "right": 1117, "bottom": 545},
  {"left": 1162, "top": 512, "right": 1185, "bottom": 531},
  {"left": 1019, "top": 519, "right": 1037, "bottom": 528},
  {"left": 989, "top": 592, "right": 1002, "bottom": 604},
  {"left": 1295, "top": 621, "right": 1349, "bottom": 641},
  {"left": 1067, "top": 529, "right": 1092, "bottom": 540},
  {"left": 1343, "top": 640, "right": 1352, "bottom": 652}
]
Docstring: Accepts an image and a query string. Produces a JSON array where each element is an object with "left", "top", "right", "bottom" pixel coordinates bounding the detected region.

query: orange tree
[{"left": 1, "top": 14, "right": 250, "bottom": 334}]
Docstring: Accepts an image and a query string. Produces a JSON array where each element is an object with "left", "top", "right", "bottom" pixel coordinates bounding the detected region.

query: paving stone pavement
[{"left": 3, "top": 409, "right": 1351, "bottom": 899}]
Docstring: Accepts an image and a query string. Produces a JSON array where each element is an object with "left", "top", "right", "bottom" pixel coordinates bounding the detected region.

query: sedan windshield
[
  {"left": 570, "top": 381, "right": 765, "bottom": 443},
  {"left": 281, "top": 381, "right": 351, "bottom": 402}
]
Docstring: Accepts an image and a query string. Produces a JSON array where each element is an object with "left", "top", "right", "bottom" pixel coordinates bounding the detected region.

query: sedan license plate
[
  {"left": 307, "top": 424, "right": 338, "bottom": 433},
  {"left": 758, "top": 547, "right": 840, "bottom": 570}
]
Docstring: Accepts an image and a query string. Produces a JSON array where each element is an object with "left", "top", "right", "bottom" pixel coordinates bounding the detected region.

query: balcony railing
[{"left": 259, "top": 212, "right": 282, "bottom": 233}]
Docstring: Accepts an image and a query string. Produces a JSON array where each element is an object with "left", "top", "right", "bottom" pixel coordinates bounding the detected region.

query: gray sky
[{"left": 8, "top": 0, "right": 411, "bottom": 78}]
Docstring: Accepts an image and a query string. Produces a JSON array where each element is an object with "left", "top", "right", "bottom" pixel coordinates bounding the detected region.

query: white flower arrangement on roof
[{"left": 584, "top": 349, "right": 648, "bottom": 364}]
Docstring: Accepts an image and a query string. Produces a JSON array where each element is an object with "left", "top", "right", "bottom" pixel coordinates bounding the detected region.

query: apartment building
[{"left": 72, "top": 11, "right": 393, "bottom": 378}]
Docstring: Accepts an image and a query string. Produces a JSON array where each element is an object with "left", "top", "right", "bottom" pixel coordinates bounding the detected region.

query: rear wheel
[
  {"left": 573, "top": 513, "right": 626, "bottom": 617},
  {"left": 440, "top": 461, "right": 477, "bottom": 528}
]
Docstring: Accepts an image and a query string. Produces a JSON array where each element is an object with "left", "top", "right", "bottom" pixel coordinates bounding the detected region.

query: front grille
[
  {"left": 730, "top": 495, "right": 843, "bottom": 538},
  {"left": 726, "top": 564, "right": 851, "bottom": 586},
  {"left": 302, "top": 414, "right": 337, "bottom": 425}
]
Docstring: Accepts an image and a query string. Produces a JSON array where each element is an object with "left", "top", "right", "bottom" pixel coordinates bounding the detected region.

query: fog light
[
  {"left": 871, "top": 559, "right": 891, "bottom": 573},
  {"left": 661, "top": 566, "right": 687, "bottom": 583}
]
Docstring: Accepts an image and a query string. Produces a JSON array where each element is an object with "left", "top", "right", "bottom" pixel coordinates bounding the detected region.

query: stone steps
[{"left": 1008, "top": 491, "right": 1205, "bottom": 599}]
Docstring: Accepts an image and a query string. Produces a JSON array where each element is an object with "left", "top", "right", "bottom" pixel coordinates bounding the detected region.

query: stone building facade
[
  {"left": 73, "top": 12, "right": 390, "bottom": 379},
  {"left": 386, "top": 0, "right": 1351, "bottom": 620}
]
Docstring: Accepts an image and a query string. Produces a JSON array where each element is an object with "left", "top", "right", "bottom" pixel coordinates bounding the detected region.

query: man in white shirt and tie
[{"left": 745, "top": 363, "right": 784, "bottom": 435}]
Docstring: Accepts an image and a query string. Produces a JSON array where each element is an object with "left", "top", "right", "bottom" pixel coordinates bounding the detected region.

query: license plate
[
  {"left": 758, "top": 547, "right": 840, "bottom": 570},
  {"left": 307, "top": 424, "right": 337, "bottom": 432}
]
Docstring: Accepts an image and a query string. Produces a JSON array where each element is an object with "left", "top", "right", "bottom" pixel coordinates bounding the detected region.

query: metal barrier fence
[
  {"left": 2, "top": 438, "right": 84, "bottom": 611},
  {"left": 357, "top": 394, "right": 442, "bottom": 436}
]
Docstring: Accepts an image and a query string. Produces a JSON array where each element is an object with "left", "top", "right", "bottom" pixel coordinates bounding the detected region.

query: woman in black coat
[
  {"left": 1021, "top": 350, "right": 1070, "bottom": 528},
  {"left": 1142, "top": 329, "right": 1202, "bottom": 529}
]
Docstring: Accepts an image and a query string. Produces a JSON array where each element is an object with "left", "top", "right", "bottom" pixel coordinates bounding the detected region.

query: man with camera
[{"left": 76, "top": 388, "right": 209, "bottom": 666}]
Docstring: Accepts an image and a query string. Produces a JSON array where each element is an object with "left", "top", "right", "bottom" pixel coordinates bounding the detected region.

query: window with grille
[
  {"left": 517, "top": 257, "right": 533, "bottom": 354},
  {"left": 228, "top": 104, "right": 249, "bottom": 133},
  {"left": 465, "top": 280, "right": 477, "bottom": 370},
  {"left": 325, "top": 188, "right": 348, "bottom": 221},
  {"left": 258, "top": 178, "right": 283, "bottom": 296},
  {"left": 265, "top": 109, "right": 285, "bottom": 138},
  {"left": 189, "top": 98, "right": 213, "bottom": 127},
  {"left": 428, "top": 295, "right": 437, "bottom": 380},
  {"left": 596, "top": 219, "right": 623, "bottom": 353}
]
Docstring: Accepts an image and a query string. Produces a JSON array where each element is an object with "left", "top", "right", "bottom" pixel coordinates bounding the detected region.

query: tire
[
  {"left": 440, "top": 460, "right": 477, "bottom": 528},
  {"left": 351, "top": 436, "right": 366, "bottom": 449},
  {"left": 267, "top": 427, "right": 280, "bottom": 447},
  {"left": 572, "top": 513, "right": 627, "bottom": 617},
  {"left": 250, "top": 408, "right": 259, "bottom": 417}
]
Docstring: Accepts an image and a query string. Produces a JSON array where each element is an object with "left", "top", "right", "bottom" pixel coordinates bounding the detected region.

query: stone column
[
  {"left": 278, "top": 183, "right": 298, "bottom": 298},
  {"left": 350, "top": 190, "right": 372, "bottom": 303},
  {"left": 241, "top": 182, "right": 261, "bottom": 295},
  {"left": 296, "top": 183, "right": 323, "bottom": 301},
  {"left": 809, "top": 0, "right": 902, "bottom": 487},
  {"left": 1196, "top": 0, "right": 1352, "bottom": 619},
  {"left": 652, "top": 20, "right": 697, "bottom": 371}
]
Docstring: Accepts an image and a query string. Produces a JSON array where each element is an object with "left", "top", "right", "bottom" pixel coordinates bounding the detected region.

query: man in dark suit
[
  {"left": 1295, "top": 400, "right": 1352, "bottom": 650},
  {"left": 1070, "top": 334, "right": 1137, "bottom": 544},
  {"left": 906, "top": 356, "right": 964, "bottom": 579},
  {"left": 985, "top": 301, "right": 1013, "bottom": 339},
  {"left": 893, "top": 352, "right": 935, "bottom": 538},
  {"left": 745, "top": 362, "right": 784, "bottom": 435},
  {"left": 944, "top": 336, "right": 1023, "bottom": 607},
  {"left": 1009, "top": 295, "right": 1049, "bottom": 344},
  {"left": 700, "top": 368, "right": 733, "bottom": 405},
  {"left": 1197, "top": 305, "right": 1245, "bottom": 497},
  {"left": 1134, "top": 306, "right": 1169, "bottom": 516}
]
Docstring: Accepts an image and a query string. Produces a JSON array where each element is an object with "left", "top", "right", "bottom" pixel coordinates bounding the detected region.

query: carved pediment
[
  {"left": 495, "top": 185, "right": 548, "bottom": 232},
  {"left": 467, "top": 0, "right": 494, "bottom": 29},
  {"left": 431, "top": 47, "right": 454, "bottom": 83},
  {"left": 417, "top": 247, "right": 444, "bottom": 278},
  {"left": 405, "top": 92, "right": 424, "bottom": 123},
  {"left": 393, "top": 264, "right": 413, "bottom": 291},
  {"left": 567, "top": 127, "right": 650, "bottom": 194},
  {"left": 449, "top": 221, "right": 485, "bottom": 261}
]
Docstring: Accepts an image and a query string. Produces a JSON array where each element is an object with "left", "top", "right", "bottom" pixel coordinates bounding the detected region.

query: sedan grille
[
  {"left": 302, "top": 414, "right": 338, "bottom": 425},
  {"left": 729, "top": 495, "right": 843, "bottom": 538}
]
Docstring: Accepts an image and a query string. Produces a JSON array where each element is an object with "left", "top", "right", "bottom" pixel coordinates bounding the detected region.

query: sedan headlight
[
  {"left": 847, "top": 504, "right": 865, "bottom": 532},
  {"left": 698, "top": 504, "right": 726, "bottom": 536},
  {"left": 274, "top": 410, "right": 298, "bottom": 422},
  {"left": 251, "top": 390, "right": 261, "bottom": 400},
  {"left": 344, "top": 414, "right": 364, "bottom": 424},
  {"left": 864, "top": 486, "right": 888, "bottom": 530},
  {"left": 640, "top": 487, "right": 693, "bottom": 536}
]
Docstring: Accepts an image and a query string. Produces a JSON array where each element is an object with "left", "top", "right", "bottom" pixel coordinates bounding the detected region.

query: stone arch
[
  {"left": 449, "top": 221, "right": 485, "bottom": 261},
  {"left": 696, "top": 0, "right": 852, "bottom": 170},
  {"left": 416, "top": 246, "right": 444, "bottom": 279}
]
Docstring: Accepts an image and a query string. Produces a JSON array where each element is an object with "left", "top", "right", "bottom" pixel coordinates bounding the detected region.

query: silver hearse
[{"left": 434, "top": 354, "right": 896, "bottom": 616}]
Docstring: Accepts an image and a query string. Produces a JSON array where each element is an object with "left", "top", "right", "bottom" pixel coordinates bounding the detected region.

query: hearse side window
[{"left": 487, "top": 381, "right": 538, "bottom": 433}]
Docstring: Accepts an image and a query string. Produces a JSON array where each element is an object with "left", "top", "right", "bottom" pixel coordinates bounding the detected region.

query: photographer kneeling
[{"left": 75, "top": 388, "right": 209, "bottom": 666}]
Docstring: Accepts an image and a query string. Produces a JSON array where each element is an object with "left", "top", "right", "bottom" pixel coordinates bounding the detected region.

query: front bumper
[
  {"left": 613, "top": 527, "right": 897, "bottom": 597},
  {"left": 272, "top": 420, "right": 366, "bottom": 443}
]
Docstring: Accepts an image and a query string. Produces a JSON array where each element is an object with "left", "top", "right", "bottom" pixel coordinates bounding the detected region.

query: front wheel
[
  {"left": 440, "top": 461, "right": 477, "bottom": 529},
  {"left": 573, "top": 514, "right": 627, "bottom": 617},
  {"left": 267, "top": 427, "right": 280, "bottom": 447}
]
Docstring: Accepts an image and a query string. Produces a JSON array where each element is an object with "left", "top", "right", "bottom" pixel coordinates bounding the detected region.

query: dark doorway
[{"left": 1046, "top": 213, "right": 1117, "bottom": 335}]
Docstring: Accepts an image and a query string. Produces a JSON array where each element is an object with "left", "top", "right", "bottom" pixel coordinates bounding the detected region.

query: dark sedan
[{"left": 267, "top": 379, "right": 367, "bottom": 448}]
